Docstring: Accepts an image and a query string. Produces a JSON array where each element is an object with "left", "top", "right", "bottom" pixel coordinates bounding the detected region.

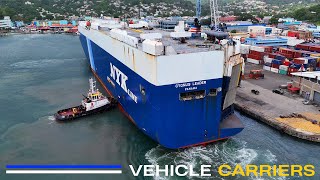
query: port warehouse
[{"left": 291, "top": 72, "right": 320, "bottom": 103}]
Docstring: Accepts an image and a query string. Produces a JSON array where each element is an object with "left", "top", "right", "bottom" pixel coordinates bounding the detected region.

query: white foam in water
[
  {"left": 47, "top": 116, "right": 56, "bottom": 124},
  {"left": 48, "top": 116, "right": 55, "bottom": 121},
  {"left": 145, "top": 139, "right": 282, "bottom": 180},
  {"left": 235, "top": 148, "right": 258, "bottom": 166}
]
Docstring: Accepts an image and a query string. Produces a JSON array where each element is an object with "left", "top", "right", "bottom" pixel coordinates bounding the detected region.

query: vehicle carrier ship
[{"left": 78, "top": 19, "right": 244, "bottom": 149}]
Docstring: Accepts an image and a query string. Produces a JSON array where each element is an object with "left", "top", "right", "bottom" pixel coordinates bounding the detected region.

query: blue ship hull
[{"left": 79, "top": 34, "right": 243, "bottom": 149}]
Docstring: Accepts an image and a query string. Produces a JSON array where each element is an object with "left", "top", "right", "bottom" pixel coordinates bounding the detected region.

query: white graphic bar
[{"left": 6, "top": 170, "right": 122, "bottom": 174}]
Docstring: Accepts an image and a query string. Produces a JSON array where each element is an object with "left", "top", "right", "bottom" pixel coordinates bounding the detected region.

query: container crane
[
  {"left": 210, "top": 0, "right": 220, "bottom": 30},
  {"left": 196, "top": 0, "right": 201, "bottom": 18}
]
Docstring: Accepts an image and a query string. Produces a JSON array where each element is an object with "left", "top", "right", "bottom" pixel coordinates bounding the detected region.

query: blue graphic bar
[{"left": 6, "top": 165, "right": 122, "bottom": 169}]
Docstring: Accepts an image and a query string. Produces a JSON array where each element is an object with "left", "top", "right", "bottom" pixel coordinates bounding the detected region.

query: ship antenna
[{"left": 89, "top": 78, "right": 97, "bottom": 93}]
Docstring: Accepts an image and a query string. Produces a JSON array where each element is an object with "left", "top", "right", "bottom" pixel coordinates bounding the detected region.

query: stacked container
[
  {"left": 263, "top": 56, "right": 272, "bottom": 71},
  {"left": 271, "top": 59, "right": 282, "bottom": 73},
  {"left": 247, "top": 46, "right": 265, "bottom": 64},
  {"left": 279, "top": 65, "right": 289, "bottom": 75}
]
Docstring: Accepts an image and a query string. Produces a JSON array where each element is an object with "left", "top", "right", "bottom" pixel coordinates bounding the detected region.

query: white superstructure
[
  {"left": 82, "top": 78, "right": 110, "bottom": 111},
  {"left": 0, "top": 16, "right": 12, "bottom": 28}
]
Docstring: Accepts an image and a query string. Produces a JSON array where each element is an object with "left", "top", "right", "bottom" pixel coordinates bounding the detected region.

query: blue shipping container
[
  {"left": 275, "top": 55, "right": 285, "bottom": 60},
  {"left": 272, "top": 59, "right": 282, "bottom": 65},
  {"left": 264, "top": 62, "right": 272, "bottom": 67},
  {"left": 291, "top": 64, "right": 302, "bottom": 69}
]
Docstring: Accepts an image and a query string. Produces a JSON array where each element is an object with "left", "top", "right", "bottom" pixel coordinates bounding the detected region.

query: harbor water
[{"left": 0, "top": 34, "right": 319, "bottom": 180}]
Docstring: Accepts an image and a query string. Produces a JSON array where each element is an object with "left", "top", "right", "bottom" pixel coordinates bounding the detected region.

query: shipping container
[
  {"left": 272, "top": 59, "right": 282, "bottom": 65},
  {"left": 268, "top": 53, "right": 277, "bottom": 59},
  {"left": 264, "top": 62, "right": 272, "bottom": 67},
  {"left": 293, "top": 58, "right": 306, "bottom": 64},
  {"left": 294, "top": 51, "right": 302, "bottom": 58},
  {"left": 279, "top": 69, "right": 287, "bottom": 75},
  {"left": 263, "top": 66, "right": 271, "bottom": 71},
  {"left": 309, "top": 46, "right": 320, "bottom": 53},
  {"left": 264, "top": 57, "right": 273, "bottom": 63},
  {"left": 291, "top": 64, "right": 302, "bottom": 69},
  {"left": 275, "top": 55, "right": 285, "bottom": 60},
  {"left": 250, "top": 46, "right": 265, "bottom": 53},
  {"left": 248, "top": 54, "right": 262, "bottom": 60},
  {"left": 272, "top": 64, "right": 280, "bottom": 69},
  {"left": 296, "top": 44, "right": 310, "bottom": 51},
  {"left": 271, "top": 68, "right": 279, "bottom": 73},
  {"left": 264, "top": 46, "right": 273, "bottom": 53},
  {"left": 279, "top": 65, "right": 289, "bottom": 71},
  {"left": 247, "top": 58, "right": 261, "bottom": 64},
  {"left": 283, "top": 61, "right": 290, "bottom": 66},
  {"left": 311, "top": 54, "right": 320, "bottom": 63}
]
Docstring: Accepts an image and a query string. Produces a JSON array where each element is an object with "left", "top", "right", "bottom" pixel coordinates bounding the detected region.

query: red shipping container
[
  {"left": 250, "top": 50, "right": 264, "bottom": 56},
  {"left": 283, "top": 61, "right": 290, "bottom": 66},
  {"left": 279, "top": 47, "right": 294, "bottom": 54},
  {"left": 264, "top": 46, "right": 272, "bottom": 53},
  {"left": 248, "top": 54, "right": 262, "bottom": 60},
  {"left": 272, "top": 64, "right": 280, "bottom": 69},
  {"left": 310, "top": 46, "right": 320, "bottom": 53},
  {"left": 293, "top": 58, "right": 305, "bottom": 64},
  {"left": 268, "top": 53, "right": 276, "bottom": 59},
  {"left": 296, "top": 44, "right": 310, "bottom": 51},
  {"left": 294, "top": 52, "right": 302, "bottom": 58},
  {"left": 279, "top": 52, "right": 293, "bottom": 59}
]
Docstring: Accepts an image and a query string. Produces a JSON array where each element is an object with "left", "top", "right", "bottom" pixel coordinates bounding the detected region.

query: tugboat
[{"left": 54, "top": 78, "right": 117, "bottom": 121}]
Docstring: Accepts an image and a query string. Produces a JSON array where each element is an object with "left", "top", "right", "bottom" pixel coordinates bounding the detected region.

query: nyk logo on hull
[{"left": 110, "top": 63, "right": 138, "bottom": 103}]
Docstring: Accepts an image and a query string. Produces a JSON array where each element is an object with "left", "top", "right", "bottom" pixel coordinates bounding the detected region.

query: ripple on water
[
  {"left": 145, "top": 139, "right": 285, "bottom": 180},
  {"left": 10, "top": 58, "right": 86, "bottom": 69}
]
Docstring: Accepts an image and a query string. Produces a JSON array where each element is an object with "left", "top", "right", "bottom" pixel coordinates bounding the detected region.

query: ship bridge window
[
  {"left": 179, "top": 90, "right": 205, "bottom": 101},
  {"left": 208, "top": 89, "right": 218, "bottom": 96}
]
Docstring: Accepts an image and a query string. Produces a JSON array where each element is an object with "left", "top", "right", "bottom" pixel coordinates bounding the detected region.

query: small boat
[{"left": 54, "top": 78, "right": 117, "bottom": 121}]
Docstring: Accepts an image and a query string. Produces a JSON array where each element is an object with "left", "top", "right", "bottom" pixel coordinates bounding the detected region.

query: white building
[
  {"left": 291, "top": 72, "right": 320, "bottom": 104},
  {"left": 248, "top": 26, "right": 282, "bottom": 36},
  {"left": 0, "top": 16, "right": 12, "bottom": 28},
  {"left": 278, "top": 18, "right": 296, "bottom": 23}
]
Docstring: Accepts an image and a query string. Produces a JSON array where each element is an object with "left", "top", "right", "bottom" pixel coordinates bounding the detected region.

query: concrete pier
[{"left": 235, "top": 80, "right": 320, "bottom": 142}]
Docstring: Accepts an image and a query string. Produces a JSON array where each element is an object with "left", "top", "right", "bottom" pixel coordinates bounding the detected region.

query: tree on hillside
[
  {"left": 269, "top": 17, "right": 279, "bottom": 25},
  {"left": 0, "top": 7, "right": 15, "bottom": 18},
  {"left": 237, "top": 13, "right": 254, "bottom": 21}
]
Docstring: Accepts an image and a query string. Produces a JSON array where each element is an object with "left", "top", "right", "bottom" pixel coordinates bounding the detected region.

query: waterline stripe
[
  {"left": 6, "top": 170, "right": 122, "bottom": 174},
  {"left": 6, "top": 165, "right": 122, "bottom": 169}
]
